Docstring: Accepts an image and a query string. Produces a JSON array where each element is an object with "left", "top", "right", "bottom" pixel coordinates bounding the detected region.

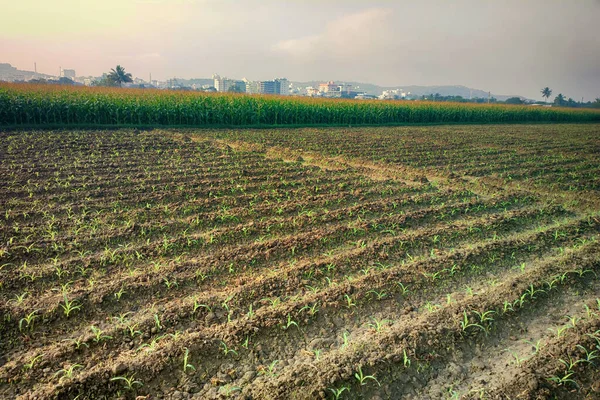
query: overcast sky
[{"left": 1, "top": 0, "right": 599, "bottom": 100}]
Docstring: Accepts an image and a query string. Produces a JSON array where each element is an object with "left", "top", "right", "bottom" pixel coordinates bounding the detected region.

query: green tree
[
  {"left": 505, "top": 97, "right": 524, "bottom": 105},
  {"left": 553, "top": 93, "right": 565, "bottom": 106},
  {"left": 541, "top": 87, "right": 552, "bottom": 104},
  {"left": 228, "top": 84, "right": 244, "bottom": 93},
  {"left": 107, "top": 65, "right": 133, "bottom": 87},
  {"left": 92, "top": 75, "right": 118, "bottom": 87},
  {"left": 57, "top": 77, "right": 75, "bottom": 85}
]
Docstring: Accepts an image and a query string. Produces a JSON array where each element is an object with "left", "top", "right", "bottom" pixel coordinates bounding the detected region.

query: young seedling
[
  {"left": 163, "top": 277, "right": 178, "bottom": 289},
  {"left": 259, "top": 360, "right": 279, "bottom": 377},
  {"left": 367, "top": 290, "right": 387, "bottom": 301},
  {"left": 464, "top": 286, "right": 475, "bottom": 297},
  {"left": 300, "top": 302, "right": 319, "bottom": 316},
  {"left": 585, "top": 330, "right": 600, "bottom": 345},
  {"left": 111, "top": 373, "right": 143, "bottom": 391},
  {"left": 503, "top": 349, "right": 528, "bottom": 366},
  {"left": 344, "top": 294, "right": 356, "bottom": 310},
  {"left": 513, "top": 263, "right": 526, "bottom": 273},
  {"left": 547, "top": 371, "right": 577, "bottom": 387},
  {"left": 396, "top": 282, "right": 410, "bottom": 296},
  {"left": 112, "top": 312, "right": 132, "bottom": 324},
  {"left": 403, "top": 349, "right": 411, "bottom": 368},
  {"left": 548, "top": 325, "right": 571, "bottom": 339},
  {"left": 23, "top": 354, "right": 43, "bottom": 371},
  {"left": 367, "top": 317, "right": 390, "bottom": 333},
  {"left": 424, "top": 302, "right": 441, "bottom": 313},
  {"left": 328, "top": 386, "right": 349, "bottom": 399},
  {"left": 182, "top": 347, "right": 196, "bottom": 373},
  {"left": 137, "top": 335, "right": 165, "bottom": 352},
  {"left": 193, "top": 300, "right": 212, "bottom": 314},
  {"left": 525, "top": 284, "right": 544, "bottom": 300},
  {"left": 90, "top": 325, "right": 112, "bottom": 343},
  {"left": 245, "top": 304, "right": 255, "bottom": 319},
  {"left": 263, "top": 297, "right": 281, "bottom": 308},
  {"left": 566, "top": 315, "right": 580, "bottom": 328},
  {"left": 341, "top": 331, "right": 350, "bottom": 349},
  {"left": 54, "top": 364, "right": 83, "bottom": 380},
  {"left": 584, "top": 304, "right": 599, "bottom": 319},
  {"left": 63, "top": 337, "right": 89, "bottom": 350},
  {"left": 460, "top": 311, "right": 485, "bottom": 334},
  {"left": 559, "top": 355, "right": 583, "bottom": 372},
  {"left": 125, "top": 323, "right": 142, "bottom": 338},
  {"left": 354, "top": 366, "right": 380, "bottom": 386},
  {"left": 19, "top": 310, "right": 39, "bottom": 332},
  {"left": 474, "top": 310, "right": 495, "bottom": 330},
  {"left": 524, "top": 339, "right": 544, "bottom": 355},
  {"left": 241, "top": 336, "right": 250, "bottom": 349},
  {"left": 220, "top": 341, "right": 238, "bottom": 356},
  {"left": 114, "top": 287, "right": 127, "bottom": 301},
  {"left": 282, "top": 314, "right": 299, "bottom": 330},
  {"left": 153, "top": 314, "right": 162, "bottom": 330},
  {"left": 11, "top": 291, "right": 28, "bottom": 305},
  {"left": 514, "top": 293, "right": 528, "bottom": 309},
  {"left": 60, "top": 293, "right": 82, "bottom": 318}
]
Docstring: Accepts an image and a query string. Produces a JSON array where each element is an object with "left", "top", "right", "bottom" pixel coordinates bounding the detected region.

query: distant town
[
  {"left": 1, "top": 62, "right": 598, "bottom": 108},
  {"left": 0, "top": 62, "right": 410, "bottom": 100}
]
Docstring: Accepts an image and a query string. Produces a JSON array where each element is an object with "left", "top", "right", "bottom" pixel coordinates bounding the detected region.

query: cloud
[{"left": 273, "top": 8, "right": 393, "bottom": 59}]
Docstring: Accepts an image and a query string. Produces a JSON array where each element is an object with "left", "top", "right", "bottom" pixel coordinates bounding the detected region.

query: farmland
[
  {"left": 1, "top": 123, "right": 600, "bottom": 399},
  {"left": 2, "top": 83, "right": 600, "bottom": 128}
]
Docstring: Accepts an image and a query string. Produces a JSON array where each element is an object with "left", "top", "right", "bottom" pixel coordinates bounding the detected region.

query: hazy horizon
[{"left": 1, "top": 0, "right": 599, "bottom": 100}]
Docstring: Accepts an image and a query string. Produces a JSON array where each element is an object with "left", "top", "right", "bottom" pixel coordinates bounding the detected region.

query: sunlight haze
[{"left": 1, "top": 0, "right": 599, "bottom": 99}]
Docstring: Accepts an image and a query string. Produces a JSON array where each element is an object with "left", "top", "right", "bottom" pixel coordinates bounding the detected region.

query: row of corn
[{"left": 1, "top": 83, "right": 599, "bottom": 127}]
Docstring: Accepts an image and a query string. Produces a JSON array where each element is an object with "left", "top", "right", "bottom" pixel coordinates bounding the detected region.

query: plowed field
[{"left": 1, "top": 124, "right": 599, "bottom": 399}]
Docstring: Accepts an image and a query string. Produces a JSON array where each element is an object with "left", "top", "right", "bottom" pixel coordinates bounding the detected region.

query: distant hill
[
  {"left": 0, "top": 63, "right": 54, "bottom": 81},
  {"left": 290, "top": 81, "right": 523, "bottom": 101}
]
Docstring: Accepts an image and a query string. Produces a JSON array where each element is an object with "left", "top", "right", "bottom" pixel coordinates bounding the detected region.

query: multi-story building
[
  {"left": 243, "top": 78, "right": 289, "bottom": 95},
  {"left": 259, "top": 80, "right": 278, "bottom": 95},
  {"left": 276, "top": 78, "right": 289, "bottom": 95},
  {"left": 318, "top": 81, "right": 353, "bottom": 97},
  {"left": 244, "top": 79, "right": 261, "bottom": 94},
  {"left": 378, "top": 89, "right": 408, "bottom": 100},
  {"left": 306, "top": 87, "right": 320, "bottom": 96},
  {"left": 318, "top": 81, "right": 337, "bottom": 93},
  {"left": 213, "top": 74, "right": 246, "bottom": 93},
  {"left": 215, "top": 75, "right": 288, "bottom": 95},
  {"left": 61, "top": 69, "right": 76, "bottom": 79}
]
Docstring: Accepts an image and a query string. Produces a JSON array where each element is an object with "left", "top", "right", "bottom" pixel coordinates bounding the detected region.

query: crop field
[
  {"left": 2, "top": 83, "right": 600, "bottom": 128},
  {"left": 1, "top": 124, "right": 600, "bottom": 399}
]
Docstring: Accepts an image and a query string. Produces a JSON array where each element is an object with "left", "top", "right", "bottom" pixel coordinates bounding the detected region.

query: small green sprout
[
  {"left": 111, "top": 373, "right": 143, "bottom": 390},
  {"left": 354, "top": 366, "right": 380, "bottom": 386},
  {"left": 182, "top": 347, "right": 196, "bottom": 373}
]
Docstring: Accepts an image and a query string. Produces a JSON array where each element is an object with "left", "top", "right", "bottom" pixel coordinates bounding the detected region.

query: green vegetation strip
[{"left": 1, "top": 83, "right": 599, "bottom": 127}]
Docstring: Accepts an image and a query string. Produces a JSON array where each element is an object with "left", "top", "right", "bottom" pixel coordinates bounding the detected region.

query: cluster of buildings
[
  {"left": 378, "top": 88, "right": 410, "bottom": 100},
  {"left": 213, "top": 74, "right": 289, "bottom": 95},
  {"left": 305, "top": 81, "right": 354, "bottom": 98},
  {"left": 0, "top": 63, "right": 387, "bottom": 100},
  {"left": 60, "top": 68, "right": 76, "bottom": 79}
]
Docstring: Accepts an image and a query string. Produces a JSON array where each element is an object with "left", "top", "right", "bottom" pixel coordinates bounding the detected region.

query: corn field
[{"left": 1, "top": 83, "right": 599, "bottom": 127}]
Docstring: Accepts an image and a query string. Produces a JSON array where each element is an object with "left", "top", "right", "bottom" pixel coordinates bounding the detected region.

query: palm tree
[
  {"left": 107, "top": 65, "right": 133, "bottom": 87},
  {"left": 541, "top": 87, "right": 552, "bottom": 104}
]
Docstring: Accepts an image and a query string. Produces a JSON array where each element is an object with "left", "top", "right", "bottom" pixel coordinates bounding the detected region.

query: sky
[{"left": 1, "top": 0, "right": 599, "bottom": 100}]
